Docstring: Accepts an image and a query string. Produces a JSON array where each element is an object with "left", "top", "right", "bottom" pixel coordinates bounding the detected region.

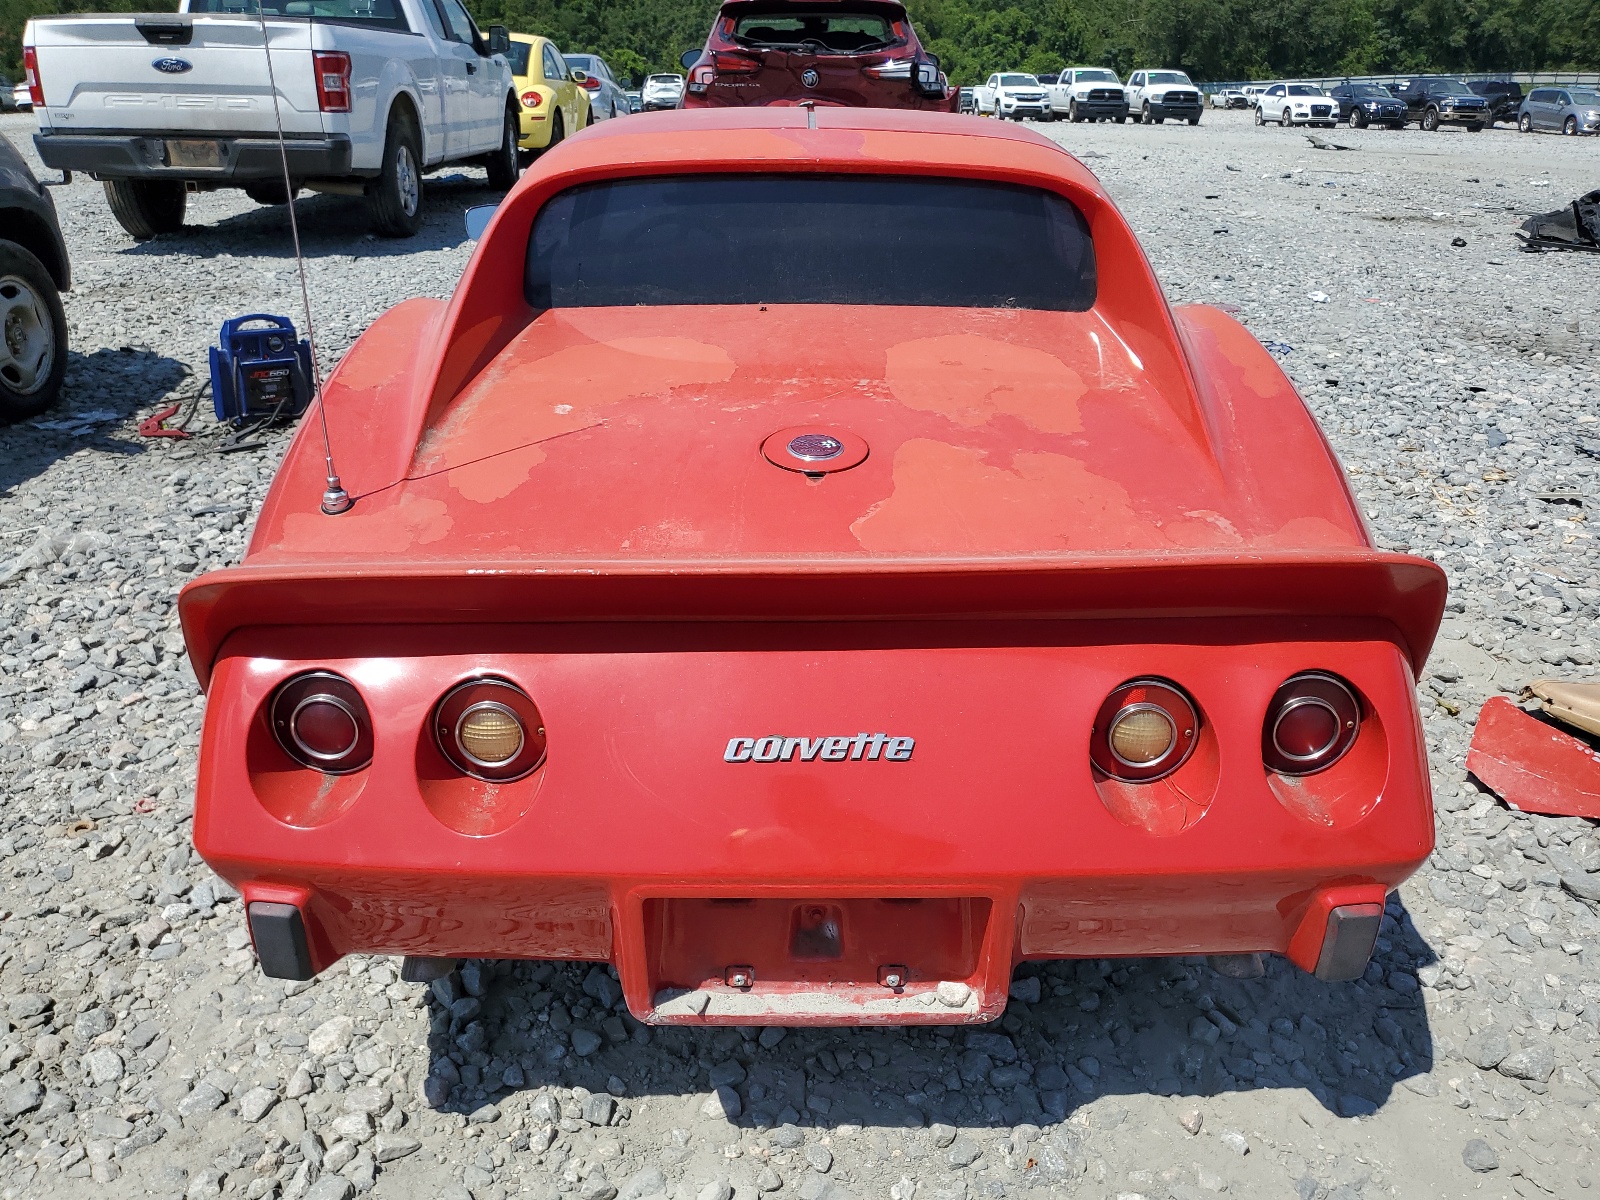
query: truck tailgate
[{"left": 29, "top": 15, "right": 324, "bottom": 135}]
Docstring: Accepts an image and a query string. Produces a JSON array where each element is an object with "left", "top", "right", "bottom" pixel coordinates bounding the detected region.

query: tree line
[{"left": 5, "top": 0, "right": 1596, "bottom": 92}]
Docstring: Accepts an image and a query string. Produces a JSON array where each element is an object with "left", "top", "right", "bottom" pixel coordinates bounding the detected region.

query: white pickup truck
[
  {"left": 23, "top": 0, "right": 519, "bottom": 240},
  {"left": 1045, "top": 66, "right": 1129, "bottom": 123},
  {"left": 973, "top": 73, "right": 1051, "bottom": 121}
]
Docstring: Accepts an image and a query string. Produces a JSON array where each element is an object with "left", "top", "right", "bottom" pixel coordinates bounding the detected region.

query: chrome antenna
[{"left": 255, "top": 0, "right": 351, "bottom": 515}]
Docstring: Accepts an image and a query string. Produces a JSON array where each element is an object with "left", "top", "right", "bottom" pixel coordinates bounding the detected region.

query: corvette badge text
[{"left": 725, "top": 734, "right": 915, "bottom": 763}]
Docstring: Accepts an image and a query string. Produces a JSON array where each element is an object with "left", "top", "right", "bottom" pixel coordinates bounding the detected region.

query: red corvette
[
  {"left": 680, "top": 0, "right": 957, "bottom": 112},
  {"left": 179, "top": 107, "right": 1446, "bottom": 1026}
]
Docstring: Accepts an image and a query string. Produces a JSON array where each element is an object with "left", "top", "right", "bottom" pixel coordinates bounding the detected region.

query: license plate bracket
[{"left": 166, "top": 138, "right": 223, "bottom": 169}]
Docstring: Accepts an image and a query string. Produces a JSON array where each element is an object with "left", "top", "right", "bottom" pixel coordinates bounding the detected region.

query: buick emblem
[
  {"left": 787, "top": 433, "right": 842, "bottom": 461},
  {"left": 725, "top": 734, "right": 915, "bottom": 762},
  {"left": 801, "top": 68, "right": 820, "bottom": 88},
  {"left": 152, "top": 57, "right": 193, "bottom": 74}
]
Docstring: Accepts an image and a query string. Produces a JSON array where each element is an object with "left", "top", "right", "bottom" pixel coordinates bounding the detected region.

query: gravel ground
[{"left": 3, "top": 107, "right": 1600, "bottom": 1200}]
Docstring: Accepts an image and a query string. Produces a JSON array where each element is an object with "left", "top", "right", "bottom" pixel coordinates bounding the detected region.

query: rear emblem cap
[{"left": 762, "top": 426, "right": 869, "bottom": 475}]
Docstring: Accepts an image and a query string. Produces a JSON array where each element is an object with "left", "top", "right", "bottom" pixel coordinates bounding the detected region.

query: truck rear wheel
[
  {"left": 0, "top": 242, "right": 69, "bottom": 423},
  {"left": 103, "top": 179, "right": 185, "bottom": 240},
  {"left": 367, "top": 111, "right": 423, "bottom": 238}
]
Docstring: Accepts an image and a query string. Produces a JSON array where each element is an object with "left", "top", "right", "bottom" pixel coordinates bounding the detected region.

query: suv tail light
[
  {"left": 313, "top": 50, "right": 352, "bottom": 113},
  {"left": 23, "top": 47, "right": 44, "bottom": 109},
  {"left": 1262, "top": 672, "right": 1360, "bottom": 775},
  {"left": 434, "top": 678, "right": 547, "bottom": 782},
  {"left": 863, "top": 58, "right": 912, "bottom": 79},
  {"left": 520, "top": 90, "right": 542, "bottom": 108},
  {"left": 1090, "top": 679, "right": 1200, "bottom": 783},
  {"left": 712, "top": 50, "right": 760, "bottom": 75},
  {"left": 270, "top": 672, "right": 373, "bottom": 774}
]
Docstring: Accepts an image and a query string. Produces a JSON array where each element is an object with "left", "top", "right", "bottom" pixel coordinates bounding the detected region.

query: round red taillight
[
  {"left": 1090, "top": 678, "right": 1200, "bottom": 783},
  {"left": 1263, "top": 672, "right": 1360, "bottom": 775},
  {"left": 270, "top": 672, "right": 373, "bottom": 774},
  {"left": 520, "top": 89, "right": 542, "bottom": 108},
  {"left": 434, "top": 678, "right": 547, "bottom": 782}
]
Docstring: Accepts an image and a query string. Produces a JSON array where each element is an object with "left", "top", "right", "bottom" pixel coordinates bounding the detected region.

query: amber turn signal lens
[
  {"left": 1090, "top": 678, "right": 1200, "bottom": 783},
  {"left": 1263, "top": 671, "right": 1361, "bottom": 776},
  {"left": 1108, "top": 706, "right": 1177, "bottom": 765},
  {"left": 434, "top": 678, "right": 547, "bottom": 782},
  {"left": 458, "top": 703, "right": 525, "bottom": 765}
]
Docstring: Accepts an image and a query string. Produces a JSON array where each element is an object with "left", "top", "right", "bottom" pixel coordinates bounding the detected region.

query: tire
[
  {"left": 485, "top": 105, "right": 518, "bottom": 190},
  {"left": 610, "top": 101, "right": 617, "bottom": 119},
  {"left": 1187, "top": 114, "right": 1200, "bottom": 126},
  {"left": 242, "top": 178, "right": 299, "bottom": 206},
  {"left": 1350, "top": 109, "right": 1366, "bottom": 128},
  {"left": 1068, "top": 100, "right": 1079, "bottom": 122},
  {"left": 1565, "top": 116, "right": 1578, "bottom": 136},
  {"left": 1280, "top": 107, "right": 1291, "bottom": 127},
  {"left": 1254, "top": 106, "right": 1264, "bottom": 125},
  {"left": 1519, "top": 113, "right": 1533, "bottom": 132},
  {"left": 0, "top": 241, "right": 68, "bottom": 423},
  {"left": 1116, "top": 113, "right": 1127, "bottom": 123},
  {"left": 366, "top": 110, "right": 423, "bottom": 239},
  {"left": 103, "top": 179, "right": 185, "bottom": 241},
  {"left": 1141, "top": 102, "right": 1150, "bottom": 124},
  {"left": 1421, "top": 108, "right": 1439, "bottom": 131},
  {"left": 1388, "top": 122, "right": 1405, "bottom": 130},
  {"left": 1467, "top": 123, "right": 1483, "bottom": 133}
]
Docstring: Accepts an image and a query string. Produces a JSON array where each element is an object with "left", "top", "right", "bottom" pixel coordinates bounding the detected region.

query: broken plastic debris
[
  {"left": 1523, "top": 680, "right": 1600, "bottom": 739},
  {"left": 1466, "top": 696, "right": 1600, "bottom": 819},
  {"left": 0, "top": 529, "right": 112, "bottom": 584},
  {"left": 1307, "top": 291, "right": 1330, "bottom": 303},
  {"left": 29, "top": 409, "right": 120, "bottom": 435}
]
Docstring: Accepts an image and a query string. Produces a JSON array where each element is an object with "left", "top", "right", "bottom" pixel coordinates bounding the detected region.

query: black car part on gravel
[{"left": 1517, "top": 190, "right": 1600, "bottom": 253}]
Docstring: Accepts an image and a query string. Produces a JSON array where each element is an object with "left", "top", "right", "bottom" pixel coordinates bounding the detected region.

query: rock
[
  {"left": 804, "top": 1144, "right": 833, "bottom": 1172},
  {"left": 1337, "top": 1094, "right": 1379, "bottom": 1118},
  {"left": 466, "top": 1103, "right": 500, "bottom": 1125},
  {"left": 1498, "top": 1045, "right": 1556, "bottom": 1083},
  {"left": 1008, "top": 976, "right": 1041, "bottom": 1004},
  {"left": 3, "top": 1080, "right": 43, "bottom": 1117},
  {"left": 332, "top": 1111, "right": 375, "bottom": 1143},
  {"left": 929, "top": 1123, "right": 957, "bottom": 1148},
  {"left": 1179, "top": 1109, "right": 1203, "bottom": 1135},
  {"left": 708, "top": 1060, "right": 747, "bottom": 1088},
  {"left": 935, "top": 981, "right": 971, "bottom": 1008},
  {"left": 305, "top": 1178, "right": 357, "bottom": 1200},
  {"left": 584, "top": 1093, "right": 617, "bottom": 1126},
  {"left": 622, "top": 1166, "right": 667, "bottom": 1199},
  {"left": 1219, "top": 1130, "right": 1249, "bottom": 1156},
  {"left": 373, "top": 1133, "right": 421, "bottom": 1162},
  {"left": 756, "top": 1166, "right": 783, "bottom": 1192},
  {"left": 571, "top": 1028, "right": 603, "bottom": 1057},
  {"left": 1463, "top": 1139, "right": 1499, "bottom": 1172},
  {"left": 1463, "top": 1030, "right": 1510, "bottom": 1070},
  {"left": 83, "top": 1047, "right": 125, "bottom": 1085},
  {"left": 697, "top": 1182, "right": 734, "bottom": 1200},
  {"left": 178, "top": 1082, "right": 227, "bottom": 1118},
  {"left": 308, "top": 1016, "right": 355, "bottom": 1058},
  {"left": 238, "top": 1086, "right": 278, "bottom": 1123},
  {"left": 947, "top": 1136, "right": 982, "bottom": 1167},
  {"left": 343, "top": 1085, "right": 391, "bottom": 1115},
  {"left": 701, "top": 1086, "right": 742, "bottom": 1121}
]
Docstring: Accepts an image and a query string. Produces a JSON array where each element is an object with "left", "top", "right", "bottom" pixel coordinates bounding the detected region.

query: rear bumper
[
  {"left": 33, "top": 131, "right": 354, "bottom": 181},
  {"left": 193, "top": 621, "right": 1435, "bottom": 1024}
]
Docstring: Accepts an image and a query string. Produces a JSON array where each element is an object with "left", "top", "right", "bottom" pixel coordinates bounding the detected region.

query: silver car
[
  {"left": 563, "top": 53, "right": 631, "bottom": 121},
  {"left": 1519, "top": 87, "right": 1600, "bottom": 136}
]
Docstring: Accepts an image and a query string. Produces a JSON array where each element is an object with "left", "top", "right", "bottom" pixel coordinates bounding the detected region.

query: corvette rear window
[{"left": 524, "top": 175, "right": 1096, "bottom": 312}]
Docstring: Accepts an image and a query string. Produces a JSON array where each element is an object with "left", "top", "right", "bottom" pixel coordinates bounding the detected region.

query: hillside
[{"left": 4, "top": 0, "right": 1595, "bottom": 97}]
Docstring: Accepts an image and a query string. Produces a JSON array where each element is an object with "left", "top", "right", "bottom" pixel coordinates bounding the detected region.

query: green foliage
[{"left": 5, "top": 0, "right": 1596, "bottom": 86}]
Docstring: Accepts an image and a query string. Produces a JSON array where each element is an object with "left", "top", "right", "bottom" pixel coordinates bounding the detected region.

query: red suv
[{"left": 681, "top": 1, "right": 955, "bottom": 111}]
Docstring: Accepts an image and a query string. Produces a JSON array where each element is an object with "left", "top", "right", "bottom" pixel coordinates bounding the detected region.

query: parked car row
[
  {"left": 970, "top": 67, "right": 1202, "bottom": 125},
  {"left": 1225, "top": 75, "right": 1592, "bottom": 135}
]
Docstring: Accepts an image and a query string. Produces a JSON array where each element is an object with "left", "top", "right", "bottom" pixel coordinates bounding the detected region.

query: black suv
[
  {"left": 1, "top": 133, "right": 71, "bottom": 421},
  {"left": 1468, "top": 79, "right": 1524, "bottom": 125},
  {"left": 1328, "top": 82, "right": 1408, "bottom": 128},
  {"left": 1389, "top": 77, "right": 1490, "bottom": 131}
]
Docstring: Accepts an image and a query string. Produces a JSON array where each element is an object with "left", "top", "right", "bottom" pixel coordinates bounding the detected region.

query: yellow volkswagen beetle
[{"left": 507, "top": 34, "right": 591, "bottom": 160}]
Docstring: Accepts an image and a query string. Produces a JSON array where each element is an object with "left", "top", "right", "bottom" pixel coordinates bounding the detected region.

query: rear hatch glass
[
  {"left": 525, "top": 175, "right": 1095, "bottom": 312},
  {"left": 732, "top": 11, "right": 899, "bottom": 52}
]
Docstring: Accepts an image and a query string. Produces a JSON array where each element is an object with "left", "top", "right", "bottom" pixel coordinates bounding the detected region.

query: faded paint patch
[
  {"left": 276, "top": 493, "right": 452, "bottom": 554},
  {"left": 1263, "top": 515, "right": 1359, "bottom": 549},
  {"left": 447, "top": 443, "right": 549, "bottom": 504},
  {"left": 424, "top": 335, "right": 736, "bottom": 476},
  {"left": 852, "top": 439, "right": 1162, "bottom": 553},
  {"left": 1187, "top": 307, "right": 1282, "bottom": 397},
  {"left": 885, "top": 335, "right": 1084, "bottom": 434}
]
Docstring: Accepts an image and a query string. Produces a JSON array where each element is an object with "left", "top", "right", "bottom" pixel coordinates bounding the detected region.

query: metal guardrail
[{"left": 1202, "top": 71, "right": 1600, "bottom": 93}]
